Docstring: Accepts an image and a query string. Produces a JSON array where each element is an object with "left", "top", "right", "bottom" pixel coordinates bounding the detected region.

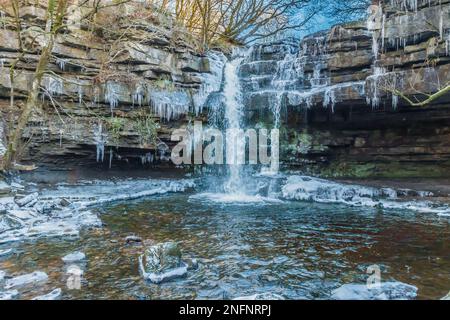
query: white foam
[{"left": 190, "top": 192, "right": 283, "bottom": 204}]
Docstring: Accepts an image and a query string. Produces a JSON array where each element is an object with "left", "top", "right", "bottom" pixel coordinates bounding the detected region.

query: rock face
[
  {"left": 241, "top": 0, "right": 450, "bottom": 178},
  {"left": 0, "top": 1, "right": 225, "bottom": 169}
]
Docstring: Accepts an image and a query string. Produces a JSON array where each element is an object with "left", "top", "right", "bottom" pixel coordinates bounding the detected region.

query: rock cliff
[
  {"left": 240, "top": 0, "right": 450, "bottom": 178},
  {"left": 0, "top": 1, "right": 225, "bottom": 169}
]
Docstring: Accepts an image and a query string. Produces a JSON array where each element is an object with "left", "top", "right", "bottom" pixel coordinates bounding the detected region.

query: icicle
[
  {"left": 93, "top": 122, "right": 106, "bottom": 163},
  {"left": 104, "top": 81, "right": 119, "bottom": 113},
  {"left": 192, "top": 51, "right": 227, "bottom": 115},
  {"left": 78, "top": 85, "right": 83, "bottom": 106},
  {"left": 324, "top": 88, "right": 336, "bottom": 112},
  {"left": 45, "top": 76, "right": 64, "bottom": 96},
  {"left": 109, "top": 148, "right": 113, "bottom": 169},
  {"left": 133, "top": 84, "right": 145, "bottom": 107},
  {"left": 381, "top": 14, "right": 386, "bottom": 51},
  {"left": 148, "top": 90, "right": 190, "bottom": 122},
  {"left": 59, "top": 129, "right": 64, "bottom": 148},
  {"left": 56, "top": 57, "right": 66, "bottom": 71},
  {"left": 392, "top": 94, "right": 399, "bottom": 109}
]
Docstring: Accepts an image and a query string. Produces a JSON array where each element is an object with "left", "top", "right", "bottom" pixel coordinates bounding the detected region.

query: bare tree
[{"left": 0, "top": 0, "right": 131, "bottom": 170}]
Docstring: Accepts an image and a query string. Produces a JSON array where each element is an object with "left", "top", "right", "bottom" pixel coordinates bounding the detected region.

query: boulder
[
  {"left": 15, "top": 192, "right": 39, "bottom": 207},
  {"left": 0, "top": 181, "right": 11, "bottom": 195},
  {"left": 62, "top": 251, "right": 86, "bottom": 263},
  {"left": 138, "top": 242, "right": 188, "bottom": 284}
]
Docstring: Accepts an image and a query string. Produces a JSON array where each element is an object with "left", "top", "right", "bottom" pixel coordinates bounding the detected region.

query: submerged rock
[
  {"left": 0, "top": 248, "right": 13, "bottom": 258},
  {"left": 139, "top": 242, "right": 188, "bottom": 284},
  {"left": 331, "top": 282, "right": 418, "bottom": 300},
  {"left": 4, "top": 271, "right": 48, "bottom": 289},
  {"left": 125, "top": 235, "right": 142, "bottom": 244},
  {"left": 32, "top": 288, "right": 62, "bottom": 300},
  {"left": 0, "top": 290, "right": 19, "bottom": 300},
  {"left": 233, "top": 293, "right": 285, "bottom": 300},
  {"left": 62, "top": 251, "right": 86, "bottom": 263}
]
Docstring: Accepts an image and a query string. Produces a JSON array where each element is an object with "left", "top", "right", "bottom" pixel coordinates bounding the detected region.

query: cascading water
[{"left": 223, "top": 56, "right": 246, "bottom": 194}]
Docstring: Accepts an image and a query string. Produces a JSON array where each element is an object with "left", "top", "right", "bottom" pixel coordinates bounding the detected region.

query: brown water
[{"left": 1, "top": 192, "right": 449, "bottom": 300}]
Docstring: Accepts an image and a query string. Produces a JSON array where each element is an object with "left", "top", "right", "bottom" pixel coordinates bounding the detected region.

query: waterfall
[{"left": 223, "top": 55, "right": 245, "bottom": 194}]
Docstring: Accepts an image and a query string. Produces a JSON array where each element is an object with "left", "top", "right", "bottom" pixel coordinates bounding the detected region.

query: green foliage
[
  {"left": 106, "top": 116, "right": 126, "bottom": 145},
  {"left": 151, "top": 75, "right": 176, "bottom": 92},
  {"left": 134, "top": 114, "right": 160, "bottom": 146}
]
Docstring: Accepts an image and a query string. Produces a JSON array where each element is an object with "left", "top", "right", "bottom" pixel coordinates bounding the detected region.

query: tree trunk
[{"left": 2, "top": 38, "right": 54, "bottom": 170}]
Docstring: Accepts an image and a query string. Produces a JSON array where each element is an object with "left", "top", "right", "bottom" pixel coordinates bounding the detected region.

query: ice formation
[
  {"left": 93, "top": 121, "right": 106, "bottom": 163},
  {"left": 192, "top": 51, "right": 227, "bottom": 115},
  {"left": 332, "top": 281, "right": 418, "bottom": 300},
  {"left": 148, "top": 90, "right": 190, "bottom": 121},
  {"left": 104, "top": 81, "right": 120, "bottom": 112}
]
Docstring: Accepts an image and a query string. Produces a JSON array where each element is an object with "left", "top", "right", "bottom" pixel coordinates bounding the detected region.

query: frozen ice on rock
[
  {"left": 331, "top": 281, "right": 418, "bottom": 300},
  {"left": 32, "top": 288, "right": 62, "bottom": 300},
  {"left": 4, "top": 271, "right": 48, "bottom": 289},
  {"left": 62, "top": 251, "right": 86, "bottom": 263},
  {"left": 0, "top": 290, "right": 19, "bottom": 300},
  {"left": 139, "top": 242, "right": 188, "bottom": 284},
  {"left": 233, "top": 293, "right": 285, "bottom": 300},
  {"left": 15, "top": 192, "right": 39, "bottom": 207}
]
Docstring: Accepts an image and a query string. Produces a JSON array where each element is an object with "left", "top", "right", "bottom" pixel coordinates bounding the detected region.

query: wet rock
[
  {"left": 0, "top": 215, "right": 24, "bottom": 233},
  {"left": 32, "top": 288, "right": 62, "bottom": 300},
  {"left": 60, "top": 198, "right": 71, "bottom": 207},
  {"left": 233, "top": 293, "right": 285, "bottom": 300},
  {"left": 0, "top": 197, "right": 16, "bottom": 210},
  {"left": 0, "top": 248, "right": 14, "bottom": 258},
  {"left": 331, "top": 282, "right": 418, "bottom": 300},
  {"left": 138, "top": 242, "right": 188, "bottom": 284},
  {"left": 441, "top": 291, "right": 450, "bottom": 300},
  {"left": 15, "top": 192, "right": 39, "bottom": 207},
  {"left": 62, "top": 251, "right": 86, "bottom": 263},
  {"left": 0, "top": 290, "right": 19, "bottom": 300},
  {"left": 34, "top": 201, "right": 58, "bottom": 215},
  {"left": 4, "top": 271, "right": 48, "bottom": 289},
  {"left": 0, "top": 181, "right": 11, "bottom": 195},
  {"left": 10, "top": 183, "right": 24, "bottom": 191},
  {"left": 186, "top": 258, "right": 199, "bottom": 271},
  {"left": 125, "top": 235, "right": 142, "bottom": 244}
]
